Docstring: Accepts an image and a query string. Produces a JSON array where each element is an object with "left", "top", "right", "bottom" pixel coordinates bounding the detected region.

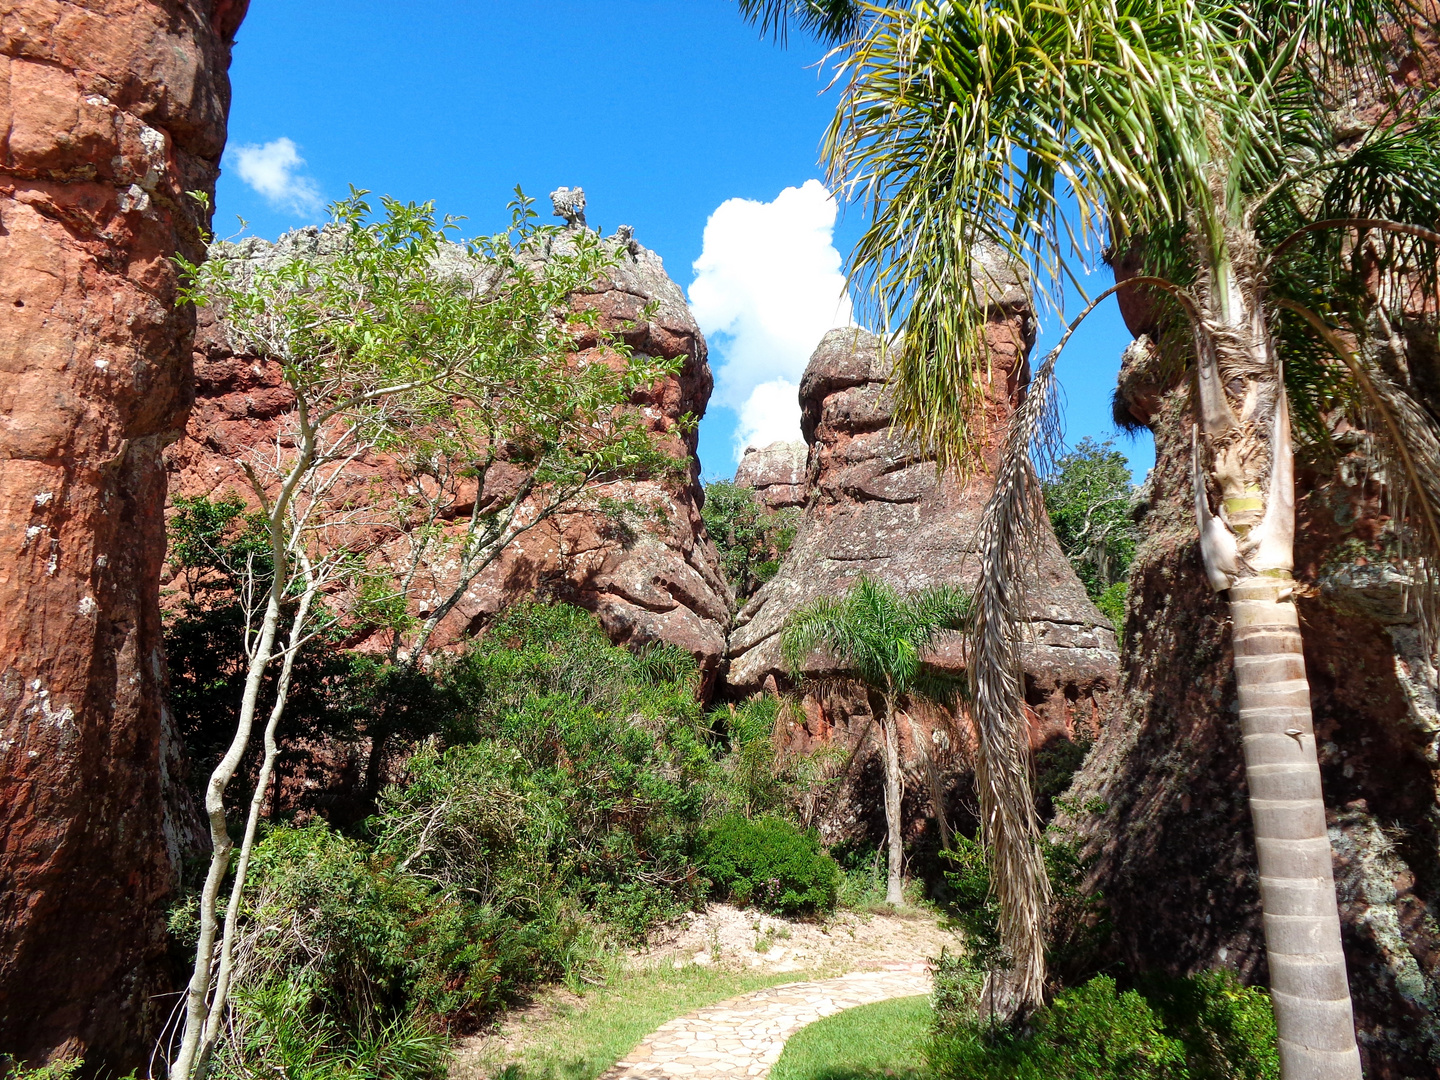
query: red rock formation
[
  {"left": 0, "top": 0, "right": 247, "bottom": 1067},
  {"left": 165, "top": 227, "right": 732, "bottom": 692},
  {"left": 734, "top": 440, "right": 807, "bottom": 509},
  {"left": 726, "top": 304, "right": 1118, "bottom": 843}
]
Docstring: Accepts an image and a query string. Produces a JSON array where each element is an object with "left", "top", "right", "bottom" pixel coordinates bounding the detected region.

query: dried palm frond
[{"left": 966, "top": 344, "right": 1064, "bottom": 1009}]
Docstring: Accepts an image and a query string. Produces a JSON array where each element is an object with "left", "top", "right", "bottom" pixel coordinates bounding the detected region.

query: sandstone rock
[
  {"left": 1062, "top": 333, "right": 1440, "bottom": 1078},
  {"left": 725, "top": 323, "right": 1118, "bottom": 843},
  {"left": 166, "top": 226, "right": 732, "bottom": 693},
  {"left": 0, "top": 0, "right": 246, "bottom": 1067},
  {"left": 734, "top": 440, "right": 808, "bottom": 508}
]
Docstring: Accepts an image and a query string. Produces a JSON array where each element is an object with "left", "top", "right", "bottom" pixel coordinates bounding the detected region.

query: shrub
[
  {"left": 939, "top": 827, "right": 1109, "bottom": 980},
  {"left": 929, "top": 972, "right": 1279, "bottom": 1080},
  {"left": 212, "top": 978, "right": 450, "bottom": 1080},
  {"left": 702, "top": 481, "right": 799, "bottom": 600},
  {"left": 932, "top": 976, "right": 1188, "bottom": 1080},
  {"left": 699, "top": 815, "right": 840, "bottom": 915},
  {"left": 1138, "top": 971, "right": 1280, "bottom": 1080}
]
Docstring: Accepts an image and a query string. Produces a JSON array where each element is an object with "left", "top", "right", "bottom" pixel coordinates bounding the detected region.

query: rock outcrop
[
  {"left": 1063, "top": 320, "right": 1440, "bottom": 1077},
  {"left": 725, "top": 319, "right": 1119, "bottom": 843},
  {"left": 0, "top": 0, "right": 247, "bottom": 1067},
  {"left": 734, "top": 441, "right": 807, "bottom": 508},
  {"left": 166, "top": 225, "right": 732, "bottom": 691}
]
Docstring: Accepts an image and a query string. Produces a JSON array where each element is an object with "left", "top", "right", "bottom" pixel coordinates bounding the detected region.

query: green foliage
[
  {"left": 1094, "top": 582, "right": 1128, "bottom": 637},
  {"left": 702, "top": 481, "right": 800, "bottom": 600},
  {"left": 931, "top": 950, "right": 984, "bottom": 1031},
  {"left": 1042, "top": 438, "right": 1137, "bottom": 612},
  {"left": 213, "top": 978, "right": 449, "bottom": 1080},
  {"left": 781, "top": 578, "right": 971, "bottom": 697},
  {"left": 928, "top": 972, "right": 1279, "bottom": 1080},
  {"left": 832, "top": 843, "right": 892, "bottom": 910},
  {"left": 164, "top": 494, "right": 355, "bottom": 795},
  {"left": 931, "top": 976, "right": 1189, "bottom": 1080},
  {"left": 1032, "top": 737, "right": 1092, "bottom": 822},
  {"left": 203, "top": 603, "right": 722, "bottom": 1067},
  {"left": 0, "top": 1057, "right": 84, "bottom": 1080},
  {"left": 698, "top": 815, "right": 840, "bottom": 915},
  {"left": 719, "top": 697, "right": 788, "bottom": 818},
  {"left": 1135, "top": 972, "right": 1281, "bottom": 1080},
  {"left": 940, "top": 827, "right": 1108, "bottom": 976}
]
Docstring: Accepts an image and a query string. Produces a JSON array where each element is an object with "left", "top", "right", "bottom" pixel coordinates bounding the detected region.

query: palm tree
[
  {"left": 781, "top": 578, "right": 971, "bottom": 903},
  {"left": 741, "top": 0, "right": 1440, "bottom": 1075}
]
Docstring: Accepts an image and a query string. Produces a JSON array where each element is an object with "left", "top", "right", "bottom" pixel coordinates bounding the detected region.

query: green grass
[
  {"left": 772, "top": 996, "right": 933, "bottom": 1080},
  {"left": 480, "top": 964, "right": 827, "bottom": 1080}
]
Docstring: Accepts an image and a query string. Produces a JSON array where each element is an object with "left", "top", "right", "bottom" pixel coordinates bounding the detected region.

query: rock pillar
[{"left": 0, "top": 1, "right": 247, "bottom": 1066}]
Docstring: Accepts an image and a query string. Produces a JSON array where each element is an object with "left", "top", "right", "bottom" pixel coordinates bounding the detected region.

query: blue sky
[{"left": 217, "top": 0, "right": 1152, "bottom": 482}]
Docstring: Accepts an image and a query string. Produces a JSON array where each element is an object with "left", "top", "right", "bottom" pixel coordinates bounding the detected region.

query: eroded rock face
[
  {"left": 0, "top": 0, "right": 247, "bottom": 1066},
  {"left": 166, "top": 226, "right": 732, "bottom": 691},
  {"left": 726, "top": 322, "right": 1119, "bottom": 843},
  {"left": 734, "top": 440, "right": 807, "bottom": 508},
  {"left": 1063, "top": 338, "right": 1440, "bottom": 1078}
]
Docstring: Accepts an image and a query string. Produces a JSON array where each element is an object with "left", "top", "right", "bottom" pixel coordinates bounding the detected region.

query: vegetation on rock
[{"left": 702, "top": 480, "right": 800, "bottom": 600}]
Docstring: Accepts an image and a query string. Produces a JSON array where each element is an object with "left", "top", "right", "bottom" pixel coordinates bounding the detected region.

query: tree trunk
[
  {"left": 172, "top": 584, "right": 282, "bottom": 1080},
  {"left": 881, "top": 694, "right": 904, "bottom": 905},
  {"left": 1229, "top": 576, "right": 1361, "bottom": 1080},
  {"left": 1191, "top": 222, "right": 1362, "bottom": 1080}
]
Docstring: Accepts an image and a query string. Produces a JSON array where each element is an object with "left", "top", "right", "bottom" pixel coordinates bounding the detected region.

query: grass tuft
[{"left": 771, "top": 996, "right": 933, "bottom": 1080}]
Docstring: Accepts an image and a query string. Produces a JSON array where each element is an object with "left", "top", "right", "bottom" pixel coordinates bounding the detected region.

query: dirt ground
[{"left": 631, "top": 902, "right": 956, "bottom": 973}]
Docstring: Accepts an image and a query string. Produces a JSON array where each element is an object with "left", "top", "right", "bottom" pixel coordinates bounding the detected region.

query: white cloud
[
  {"left": 689, "top": 180, "right": 853, "bottom": 461},
  {"left": 735, "top": 379, "right": 803, "bottom": 455},
  {"left": 230, "top": 137, "right": 323, "bottom": 214}
]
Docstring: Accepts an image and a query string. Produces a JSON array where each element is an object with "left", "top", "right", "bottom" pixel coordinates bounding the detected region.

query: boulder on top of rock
[{"left": 735, "top": 440, "right": 809, "bottom": 509}]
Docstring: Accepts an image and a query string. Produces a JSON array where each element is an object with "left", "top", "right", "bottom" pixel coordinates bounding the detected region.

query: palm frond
[
  {"left": 826, "top": 0, "right": 1239, "bottom": 471},
  {"left": 735, "top": 0, "right": 867, "bottom": 45},
  {"left": 967, "top": 343, "right": 1067, "bottom": 1007},
  {"left": 781, "top": 578, "right": 972, "bottom": 697}
]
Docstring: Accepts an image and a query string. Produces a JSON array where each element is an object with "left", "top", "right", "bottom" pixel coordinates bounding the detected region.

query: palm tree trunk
[
  {"left": 1188, "top": 231, "right": 1363, "bottom": 1080},
  {"left": 881, "top": 694, "right": 904, "bottom": 904},
  {"left": 1229, "top": 576, "right": 1361, "bottom": 1080}
]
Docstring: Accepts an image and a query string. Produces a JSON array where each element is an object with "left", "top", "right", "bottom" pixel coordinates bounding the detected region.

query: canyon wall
[
  {"left": 0, "top": 0, "right": 247, "bottom": 1067},
  {"left": 166, "top": 225, "right": 732, "bottom": 692},
  {"left": 726, "top": 303, "right": 1119, "bottom": 845}
]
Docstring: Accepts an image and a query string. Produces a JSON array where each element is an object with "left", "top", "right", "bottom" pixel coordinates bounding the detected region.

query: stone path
[{"left": 601, "top": 963, "right": 932, "bottom": 1080}]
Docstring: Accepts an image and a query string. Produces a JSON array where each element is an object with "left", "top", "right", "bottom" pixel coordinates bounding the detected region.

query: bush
[
  {"left": 932, "top": 976, "right": 1188, "bottom": 1080},
  {"left": 929, "top": 972, "right": 1279, "bottom": 1080},
  {"left": 184, "top": 603, "right": 729, "bottom": 1073},
  {"left": 702, "top": 481, "right": 799, "bottom": 600},
  {"left": 699, "top": 815, "right": 840, "bottom": 915}
]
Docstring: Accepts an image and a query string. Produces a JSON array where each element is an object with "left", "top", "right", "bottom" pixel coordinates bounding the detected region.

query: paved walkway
[{"left": 601, "top": 964, "right": 932, "bottom": 1080}]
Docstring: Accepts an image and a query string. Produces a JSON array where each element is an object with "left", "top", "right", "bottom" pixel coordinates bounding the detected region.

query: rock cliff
[
  {"left": 1064, "top": 323, "right": 1440, "bottom": 1078},
  {"left": 726, "top": 320, "right": 1119, "bottom": 844},
  {"left": 165, "top": 225, "right": 732, "bottom": 691},
  {"left": 0, "top": 0, "right": 247, "bottom": 1066}
]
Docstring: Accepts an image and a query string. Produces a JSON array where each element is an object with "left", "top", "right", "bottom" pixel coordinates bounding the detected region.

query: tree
[
  {"left": 702, "top": 481, "right": 800, "bottom": 600},
  {"left": 1042, "top": 438, "right": 1138, "bottom": 632},
  {"left": 741, "top": 0, "right": 1440, "bottom": 1075},
  {"left": 780, "top": 578, "right": 971, "bottom": 903},
  {"left": 167, "top": 191, "right": 680, "bottom": 1079}
]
